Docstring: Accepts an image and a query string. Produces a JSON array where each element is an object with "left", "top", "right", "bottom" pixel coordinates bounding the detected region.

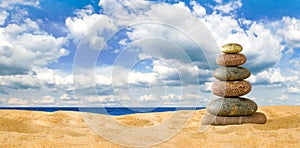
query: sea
[{"left": 0, "top": 107, "right": 205, "bottom": 116}]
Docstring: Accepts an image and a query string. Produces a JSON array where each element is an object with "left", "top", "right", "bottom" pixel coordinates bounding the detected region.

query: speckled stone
[
  {"left": 201, "top": 112, "right": 267, "bottom": 125},
  {"left": 221, "top": 43, "right": 243, "bottom": 53},
  {"left": 216, "top": 53, "right": 247, "bottom": 66},
  {"left": 213, "top": 67, "right": 251, "bottom": 81},
  {"left": 212, "top": 80, "right": 252, "bottom": 97},
  {"left": 207, "top": 97, "right": 257, "bottom": 116}
]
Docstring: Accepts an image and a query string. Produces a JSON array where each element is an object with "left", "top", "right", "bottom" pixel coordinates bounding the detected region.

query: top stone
[{"left": 221, "top": 43, "right": 243, "bottom": 53}]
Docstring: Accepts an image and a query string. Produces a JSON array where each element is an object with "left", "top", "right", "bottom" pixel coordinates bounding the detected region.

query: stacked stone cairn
[{"left": 202, "top": 43, "right": 267, "bottom": 125}]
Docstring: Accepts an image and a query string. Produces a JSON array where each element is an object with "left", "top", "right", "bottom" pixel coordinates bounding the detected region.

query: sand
[{"left": 0, "top": 106, "right": 299, "bottom": 147}]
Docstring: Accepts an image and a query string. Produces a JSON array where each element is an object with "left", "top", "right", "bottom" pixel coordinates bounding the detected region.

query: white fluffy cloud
[
  {"left": 0, "top": 0, "right": 71, "bottom": 104},
  {"left": 190, "top": 1, "right": 206, "bottom": 17},
  {"left": 276, "top": 17, "right": 300, "bottom": 49},
  {"left": 248, "top": 68, "right": 298, "bottom": 85},
  {"left": 0, "top": 18, "right": 68, "bottom": 75},
  {"left": 70, "top": 0, "right": 219, "bottom": 67},
  {"left": 68, "top": 0, "right": 297, "bottom": 107},
  {"left": 33, "top": 95, "right": 55, "bottom": 105},
  {"left": 0, "top": 67, "right": 72, "bottom": 91},
  {"left": 65, "top": 5, "right": 118, "bottom": 50},
  {"left": 7, "top": 97, "right": 28, "bottom": 105},
  {"left": 0, "top": 10, "right": 8, "bottom": 25},
  {"left": 277, "top": 94, "right": 289, "bottom": 101},
  {"left": 0, "top": 0, "right": 39, "bottom": 9},
  {"left": 213, "top": 0, "right": 242, "bottom": 14},
  {"left": 202, "top": 13, "right": 284, "bottom": 73},
  {"left": 35, "top": 68, "right": 73, "bottom": 90},
  {"left": 287, "top": 87, "right": 300, "bottom": 94}
]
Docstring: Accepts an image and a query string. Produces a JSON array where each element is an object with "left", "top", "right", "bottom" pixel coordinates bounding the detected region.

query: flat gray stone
[
  {"left": 201, "top": 112, "right": 267, "bottom": 125},
  {"left": 213, "top": 67, "right": 251, "bottom": 81},
  {"left": 207, "top": 97, "right": 257, "bottom": 116}
]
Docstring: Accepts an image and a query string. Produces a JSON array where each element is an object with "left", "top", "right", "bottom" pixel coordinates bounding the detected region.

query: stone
[
  {"left": 216, "top": 53, "right": 246, "bottom": 66},
  {"left": 221, "top": 43, "right": 243, "bottom": 53},
  {"left": 213, "top": 67, "right": 251, "bottom": 81},
  {"left": 206, "top": 97, "right": 257, "bottom": 116},
  {"left": 212, "top": 80, "right": 252, "bottom": 97},
  {"left": 201, "top": 112, "right": 267, "bottom": 125}
]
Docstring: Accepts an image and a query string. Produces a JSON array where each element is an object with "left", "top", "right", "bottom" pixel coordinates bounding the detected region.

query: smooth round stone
[
  {"left": 213, "top": 67, "right": 251, "bottom": 81},
  {"left": 201, "top": 112, "right": 267, "bottom": 125},
  {"left": 221, "top": 43, "right": 243, "bottom": 53},
  {"left": 212, "top": 80, "right": 252, "bottom": 97},
  {"left": 216, "top": 53, "right": 246, "bottom": 66},
  {"left": 207, "top": 97, "right": 257, "bottom": 116}
]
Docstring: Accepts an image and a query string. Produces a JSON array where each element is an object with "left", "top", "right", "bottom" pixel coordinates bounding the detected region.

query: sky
[{"left": 0, "top": 0, "right": 300, "bottom": 107}]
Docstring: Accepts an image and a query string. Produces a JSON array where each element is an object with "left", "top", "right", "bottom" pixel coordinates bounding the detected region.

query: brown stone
[
  {"left": 212, "top": 80, "right": 252, "bottom": 97},
  {"left": 201, "top": 112, "right": 267, "bottom": 125},
  {"left": 216, "top": 53, "right": 247, "bottom": 66}
]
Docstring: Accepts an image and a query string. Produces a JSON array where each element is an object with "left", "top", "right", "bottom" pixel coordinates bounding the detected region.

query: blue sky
[{"left": 0, "top": 0, "right": 300, "bottom": 106}]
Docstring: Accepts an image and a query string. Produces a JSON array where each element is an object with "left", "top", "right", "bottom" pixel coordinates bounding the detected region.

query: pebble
[
  {"left": 201, "top": 112, "right": 267, "bottom": 125},
  {"left": 216, "top": 53, "right": 246, "bottom": 66},
  {"left": 221, "top": 43, "right": 243, "bottom": 54},
  {"left": 213, "top": 67, "right": 251, "bottom": 81},
  {"left": 206, "top": 97, "right": 257, "bottom": 116},
  {"left": 212, "top": 80, "right": 252, "bottom": 97}
]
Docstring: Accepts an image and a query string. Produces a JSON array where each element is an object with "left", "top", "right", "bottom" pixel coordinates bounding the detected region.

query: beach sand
[{"left": 0, "top": 106, "right": 299, "bottom": 147}]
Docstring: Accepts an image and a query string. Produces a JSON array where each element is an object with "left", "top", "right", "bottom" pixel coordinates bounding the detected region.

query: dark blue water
[{"left": 0, "top": 107, "right": 205, "bottom": 116}]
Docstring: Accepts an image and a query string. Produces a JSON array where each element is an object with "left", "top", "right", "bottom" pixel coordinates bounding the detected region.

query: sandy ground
[{"left": 0, "top": 106, "right": 299, "bottom": 147}]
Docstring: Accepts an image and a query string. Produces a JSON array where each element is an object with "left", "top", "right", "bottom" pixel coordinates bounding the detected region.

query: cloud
[
  {"left": 289, "top": 57, "right": 300, "bottom": 68},
  {"left": 73, "top": 0, "right": 291, "bottom": 107},
  {"left": 202, "top": 13, "right": 284, "bottom": 73},
  {"left": 277, "top": 94, "right": 289, "bottom": 101},
  {"left": 72, "top": 0, "right": 219, "bottom": 69},
  {"left": 33, "top": 95, "right": 55, "bottom": 105},
  {"left": 214, "top": 0, "right": 223, "bottom": 4},
  {"left": 82, "top": 95, "right": 119, "bottom": 104},
  {"left": 35, "top": 68, "right": 73, "bottom": 90},
  {"left": 59, "top": 93, "right": 78, "bottom": 101},
  {"left": 0, "top": 74, "right": 40, "bottom": 90},
  {"left": 0, "top": 10, "right": 8, "bottom": 25},
  {"left": 97, "top": 0, "right": 290, "bottom": 75},
  {"left": 139, "top": 94, "right": 157, "bottom": 101},
  {"left": 203, "top": 81, "right": 213, "bottom": 92},
  {"left": 287, "top": 87, "right": 300, "bottom": 94},
  {"left": 65, "top": 5, "right": 118, "bottom": 50},
  {"left": 213, "top": 0, "right": 242, "bottom": 14},
  {"left": 152, "top": 59, "right": 210, "bottom": 84},
  {"left": 277, "top": 17, "right": 300, "bottom": 49},
  {"left": 0, "top": 0, "right": 39, "bottom": 9},
  {"left": 128, "top": 72, "right": 159, "bottom": 85},
  {"left": 247, "top": 68, "right": 297, "bottom": 85},
  {"left": 190, "top": 1, "right": 206, "bottom": 17},
  {"left": 0, "top": 67, "right": 75, "bottom": 106},
  {"left": 0, "top": 98, "right": 6, "bottom": 104},
  {"left": 7, "top": 97, "right": 28, "bottom": 105},
  {"left": 0, "top": 18, "right": 68, "bottom": 75}
]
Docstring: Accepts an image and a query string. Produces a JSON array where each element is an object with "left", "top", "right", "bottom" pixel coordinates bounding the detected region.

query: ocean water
[{"left": 0, "top": 107, "right": 205, "bottom": 116}]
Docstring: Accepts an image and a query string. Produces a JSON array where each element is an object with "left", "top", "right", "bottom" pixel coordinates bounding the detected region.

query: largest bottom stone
[{"left": 201, "top": 112, "right": 267, "bottom": 125}]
